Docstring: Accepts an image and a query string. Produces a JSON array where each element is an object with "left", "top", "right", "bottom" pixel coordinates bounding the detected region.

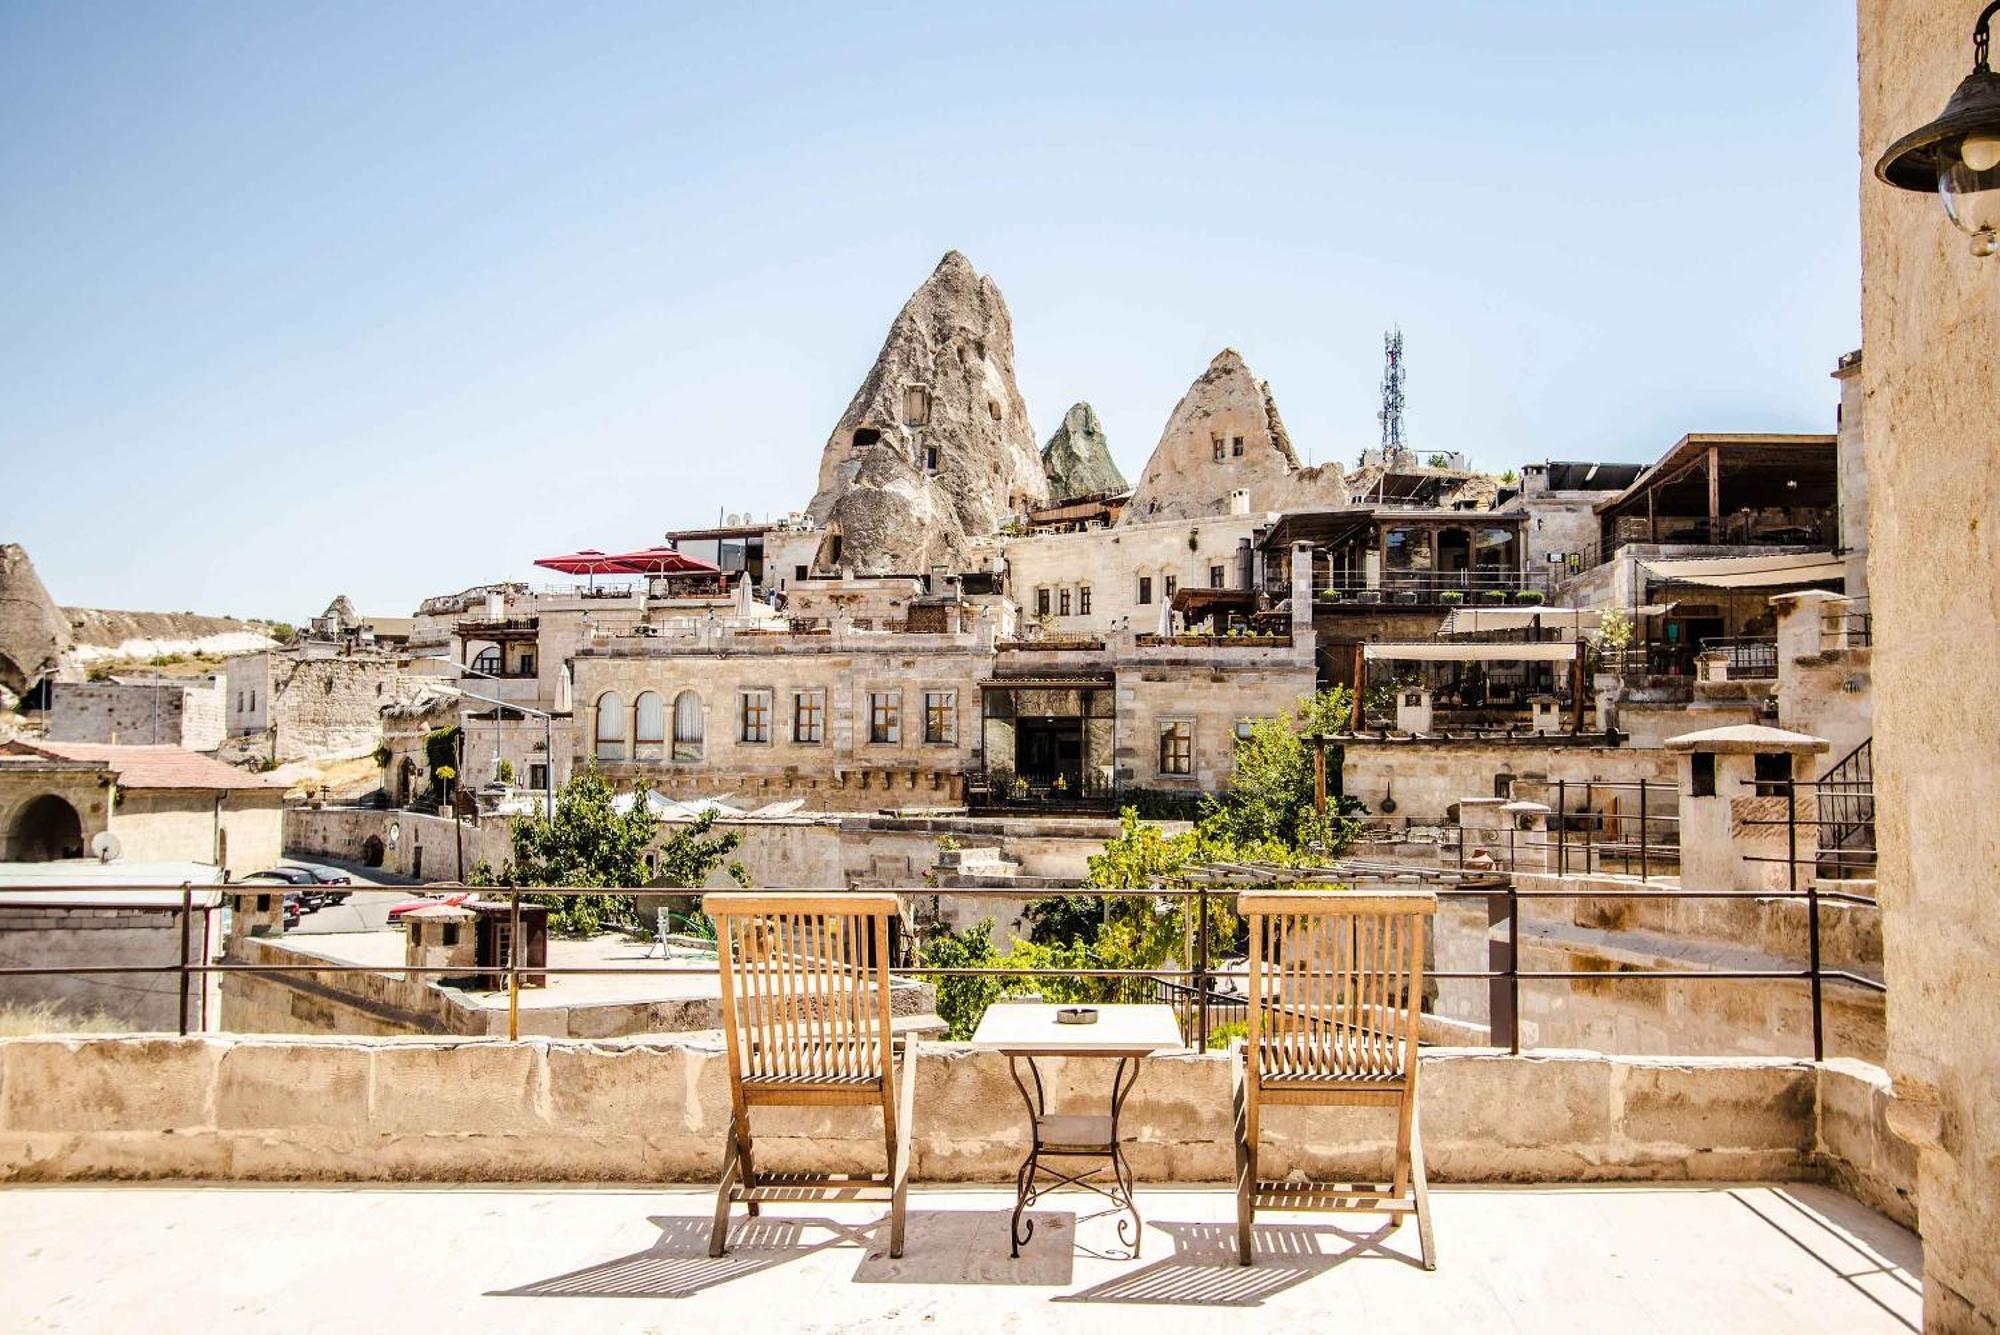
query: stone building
[
  {"left": 1858, "top": 1, "right": 2000, "bottom": 1325},
  {"left": 45, "top": 675, "right": 227, "bottom": 751},
  {"left": 0, "top": 740, "right": 284, "bottom": 873},
  {"left": 224, "top": 649, "right": 407, "bottom": 764}
]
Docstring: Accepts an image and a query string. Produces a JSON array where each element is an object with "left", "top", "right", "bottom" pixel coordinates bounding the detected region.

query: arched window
[
  {"left": 471, "top": 647, "right": 501, "bottom": 675},
  {"left": 633, "top": 691, "right": 666, "bottom": 761},
  {"left": 594, "top": 691, "right": 627, "bottom": 760},
  {"left": 672, "top": 690, "right": 704, "bottom": 762}
]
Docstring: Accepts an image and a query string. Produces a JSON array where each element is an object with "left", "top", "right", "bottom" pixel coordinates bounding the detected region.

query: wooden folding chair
[
  {"left": 1234, "top": 890, "right": 1437, "bottom": 1270},
  {"left": 704, "top": 892, "right": 916, "bottom": 1258}
]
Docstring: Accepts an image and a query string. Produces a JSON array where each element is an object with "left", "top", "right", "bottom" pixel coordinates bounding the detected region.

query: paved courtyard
[{"left": 0, "top": 1182, "right": 1918, "bottom": 1333}]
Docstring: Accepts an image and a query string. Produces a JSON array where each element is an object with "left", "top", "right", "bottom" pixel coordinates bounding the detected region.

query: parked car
[
  {"left": 282, "top": 891, "right": 303, "bottom": 930},
  {"left": 240, "top": 868, "right": 330, "bottom": 912},
  {"left": 287, "top": 866, "right": 353, "bottom": 906}
]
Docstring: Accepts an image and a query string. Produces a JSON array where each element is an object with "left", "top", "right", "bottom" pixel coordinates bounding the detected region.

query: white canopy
[
  {"left": 1641, "top": 551, "right": 1845, "bottom": 589},
  {"left": 1361, "top": 641, "right": 1580, "bottom": 663},
  {"left": 1440, "top": 604, "right": 1675, "bottom": 637}
]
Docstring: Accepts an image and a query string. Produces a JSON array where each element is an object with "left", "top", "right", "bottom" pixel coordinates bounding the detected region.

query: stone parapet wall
[{"left": 0, "top": 1034, "right": 1837, "bottom": 1188}]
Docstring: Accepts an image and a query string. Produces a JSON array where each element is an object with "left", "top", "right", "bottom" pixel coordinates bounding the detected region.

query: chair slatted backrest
[
  {"left": 704, "top": 893, "right": 900, "bottom": 1086},
  {"left": 1238, "top": 891, "right": 1436, "bottom": 1084}
]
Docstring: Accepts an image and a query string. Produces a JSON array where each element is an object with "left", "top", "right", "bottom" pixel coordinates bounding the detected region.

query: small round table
[{"left": 968, "top": 1002, "right": 1185, "bottom": 1259}]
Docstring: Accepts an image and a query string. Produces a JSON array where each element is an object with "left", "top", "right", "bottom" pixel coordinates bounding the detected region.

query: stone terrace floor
[{"left": 0, "top": 1182, "right": 1919, "bottom": 1333}]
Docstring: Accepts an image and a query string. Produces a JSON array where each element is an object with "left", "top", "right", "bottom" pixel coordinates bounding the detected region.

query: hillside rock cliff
[
  {"left": 1040, "top": 403, "right": 1127, "bottom": 501},
  {"left": 1126, "top": 349, "right": 1349, "bottom": 522},
  {"left": 806, "top": 252, "right": 1048, "bottom": 572}
]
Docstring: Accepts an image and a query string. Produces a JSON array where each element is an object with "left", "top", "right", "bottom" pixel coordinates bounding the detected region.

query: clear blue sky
[{"left": 0, "top": 1, "right": 1861, "bottom": 620}]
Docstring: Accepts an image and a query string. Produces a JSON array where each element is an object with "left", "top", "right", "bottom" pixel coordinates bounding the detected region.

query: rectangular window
[
  {"left": 1036, "top": 588, "right": 1051, "bottom": 616},
  {"left": 1058, "top": 588, "right": 1072, "bottom": 617},
  {"left": 1212, "top": 437, "right": 1226, "bottom": 462},
  {"left": 1159, "top": 721, "right": 1193, "bottom": 776},
  {"left": 739, "top": 690, "right": 771, "bottom": 744},
  {"left": 923, "top": 690, "right": 956, "bottom": 745},
  {"left": 793, "top": 690, "right": 825, "bottom": 744},
  {"left": 527, "top": 763, "right": 548, "bottom": 791},
  {"left": 795, "top": 564, "right": 809, "bottom": 581},
  {"left": 868, "top": 691, "right": 901, "bottom": 744},
  {"left": 1752, "top": 752, "right": 1791, "bottom": 797},
  {"left": 1691, "top": 752, "right": 1717, "bottom": 797},
  {"left": 519, "top": 652, "right": 535, "bottom": 676},
  {"left": 1079, "top": 586, "right": 1092, "bottom": 616},
  {"left": 1137, "top": 576, "right": 1153, "bottom": 605},
  {"left": 1163, "top": 574, "right": 1178, "bottom": 600},
  {"left": 249, "top": 689, "right": 257, "bottom": 711},
  {"left": 1209, "top": 564, "right": 1226, "bottom": 589},
  {"left": 924, "top": 445, "right": 939, "bottom": 473},
  {"left": 1231, "top": 436, "right": 1245, "bottom": 457},
  {"left": 1234, "top": 718, "right": 1257, "bottom": 743}
]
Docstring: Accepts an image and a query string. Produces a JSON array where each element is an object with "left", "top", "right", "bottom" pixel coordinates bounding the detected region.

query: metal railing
[
  {"left": 1823, "top": 598, "right": 1872, "bottom": 648},
  {"left": 963, "top": 767, "right": 1124, "bottom": 814},
  {"left": 0, "top": 790, "right": 1880, "bottom": 1062},
  {"left": 1573, "top": 519, "right": 1834, "bottom": 574},
  {"left": 1303, "top": 568, "right": 1555, "bottom": 606},
  {"left": 1699, "top": 636, "right": 1778, "bottom": 679},
  {"left": 1814, "top": 738, "right": 1875, "bottom": 875}
]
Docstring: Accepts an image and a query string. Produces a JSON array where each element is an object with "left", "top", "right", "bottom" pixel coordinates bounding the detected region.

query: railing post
[
  {"left": 1556, "top": 779, "right": 1566, "bottom": 876},
  {"left": 1194, "top": 885, "right": 1211, "bottom": 1053},
  {"left": 1794, "top": 779, "right": 1823, "bottom": 1062},
  {"left": 1508, "top": 877, "right": 1522, "bottom": 1055},
  {"left": 508, "top": 888, "right": 523, "bottom": 1042},
  {"left": 1638, "top": 778, "right": 1649, "bottom": 882},
  {"left": 177, "top": 880, "right": 194, "bottom": 1037}
]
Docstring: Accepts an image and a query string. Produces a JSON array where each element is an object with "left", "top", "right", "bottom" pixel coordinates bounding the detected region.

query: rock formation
[
  {"left": 1126, "top": 349, "right": 1349, "bottom": 523},
  {"left": 1040, "top": 402, "right": 1127, "bottom": 501},
  {"left": 806, "top": 252, "right": 1048, "bottom": 572},
  {"left": 0, "top": 544, "right": 71, "bottom": 697}
]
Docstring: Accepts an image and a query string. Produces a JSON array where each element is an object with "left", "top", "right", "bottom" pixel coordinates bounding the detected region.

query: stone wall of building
[
  {"left": 47, "top": 678, "right": 227, "bottom": 751},
  {"left": 1859, "top": 3, "right": 2000, "bottom": 1326},
  {"left": 114, "top": 789, "right": 285, "bottom": 876},
  {"left": 227, "top": 653, "right": 401, "bottom": 763},
  {"left": 986, "top": 511, "right": 1271, "bottom": 635},
  {"left": 1115, "top": 650, "right": 1317, "bottom": 790},
  {"left": 0, "top": 768, "right": 110, "bottom": 860},
  {"left": 0, "top": 906, "right": 217, "bottom": 1031},
  {"left": 572, "top": 638, "right": 988, "bottom": 808},
  {"left": 0, "top": 1034, "right": 1838, "bottom": 1189},
  {"left": 1338, "top": 740, "right": 1677, "bottom": 825}
]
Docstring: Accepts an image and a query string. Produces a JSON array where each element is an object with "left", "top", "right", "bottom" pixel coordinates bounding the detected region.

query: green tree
[
  {"left": 1197, "top": 687, "right": 1361, "bottom": 858},
  {"left": 487, "top": 768, "right": 748, "bottom": 934},
  {"left": 920, "top": 919, "right": 1003, "bottom": 1039}
]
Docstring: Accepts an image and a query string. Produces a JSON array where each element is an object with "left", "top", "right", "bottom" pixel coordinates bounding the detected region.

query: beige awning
[
  {"left": 1361, "top": 641, "right": 1580, "bottom": 663},
  {"left": 1440, "top": 604, "right": 1674, "bottom": 636},
  {"left": 1641, "top": 551, "right": 1845, "bottom": 589}
]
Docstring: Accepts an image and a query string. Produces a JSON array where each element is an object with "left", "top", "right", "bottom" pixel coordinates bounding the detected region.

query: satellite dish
[
  {"left": 725, "top": 512, "right": 743, "bottom": 526},
  {"left": 387, "top": 821, "right": 402, "bottom": 850},
  {"left": 91, "top": 831, "right": 123, "bottom": 864}
]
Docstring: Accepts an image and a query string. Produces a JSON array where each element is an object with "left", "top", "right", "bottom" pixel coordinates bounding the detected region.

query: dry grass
[{"left": 0, "top": 1001, "right": 128, "bottom": 1036}]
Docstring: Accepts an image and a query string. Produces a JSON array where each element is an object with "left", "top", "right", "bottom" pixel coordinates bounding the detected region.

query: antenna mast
[{"left": 1377, "top": 327, "right": 1406, "bottom": 458}]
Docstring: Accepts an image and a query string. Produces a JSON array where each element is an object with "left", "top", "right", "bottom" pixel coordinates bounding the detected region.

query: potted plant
[
  {"left": 1481, "top": 589, "right": 1507, "bottom": 603},
  {"left": 1516, "top": 589, "right": 1546, "bottom": 605},
  {"left": 1440, "top": 591, "right": 1464, "bottom": 605}
]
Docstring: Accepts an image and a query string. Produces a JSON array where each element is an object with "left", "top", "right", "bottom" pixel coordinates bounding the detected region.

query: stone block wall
[
  {"left": 0, "top": 1034, "right": 1831, "bottom": 1189},
  {"left": 47, "top": 678, "right": 226, "bottom": 750}
]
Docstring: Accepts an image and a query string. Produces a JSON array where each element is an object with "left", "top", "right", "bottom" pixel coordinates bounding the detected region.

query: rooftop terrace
[{"left": 0, "top": 1181, "right": 1918, "bottom": 1333}]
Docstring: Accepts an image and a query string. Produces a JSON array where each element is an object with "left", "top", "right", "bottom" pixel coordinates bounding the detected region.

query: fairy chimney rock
[
  {"left": 1126, "top": 349, "right": 1348, "bottom": 522},
  {"left": 805, "top": 252, "right": 1048, "bottom": 573},
  {"left": 1041, "top": 402, "right": 1127, "bottom": 502},
  {"left": 0, "top": 544, "right": 72, "bottom": 697}
]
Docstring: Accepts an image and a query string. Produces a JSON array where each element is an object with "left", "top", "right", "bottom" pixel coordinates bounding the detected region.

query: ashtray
[{"left": 1055, "top": 1007, "right": 1099, "bottom": 1025}]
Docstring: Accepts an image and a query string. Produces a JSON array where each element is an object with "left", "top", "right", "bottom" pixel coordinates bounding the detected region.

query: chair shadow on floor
[
  {"left": 490, "top": 1208, "right": 1074, "bottom": 1301},
  {"left": 1055, "top": 1219, "right": 1422, "bottom": 1308}
]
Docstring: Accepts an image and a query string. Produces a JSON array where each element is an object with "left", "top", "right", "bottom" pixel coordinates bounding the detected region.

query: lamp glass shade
[{"left": 1939, "top": 153, "right": 2000, "bottom": 252}]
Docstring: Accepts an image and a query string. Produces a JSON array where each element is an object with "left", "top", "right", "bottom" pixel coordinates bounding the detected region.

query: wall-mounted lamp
[{"left": 1875, "top": 0, "right": 2000, "bottom": 256}]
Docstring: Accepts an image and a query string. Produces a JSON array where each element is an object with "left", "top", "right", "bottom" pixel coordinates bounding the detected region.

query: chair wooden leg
[
  {"left": 1233, "top": 1053, "right": 1255, "bottom": 1266},
  {"left": 888, "top": 1040, "right": 918, "bottom": 1259},
  {"left": 710, "top": 1115, "right": 746, "bottom": 1258},
  {"left": 1410, "top": 1104, "right": 1436, "bottom": 1271},
  {"left": 1388, "top": 1087, "right": 1416, "bottom": 1234}
]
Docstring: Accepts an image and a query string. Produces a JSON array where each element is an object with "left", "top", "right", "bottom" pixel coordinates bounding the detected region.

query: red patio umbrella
[
  {"left": 533, "top": 548, "right": 634, "bottom": 591},
  {"left": 601, "top": 546, "right": 722, "bottom": 576}
]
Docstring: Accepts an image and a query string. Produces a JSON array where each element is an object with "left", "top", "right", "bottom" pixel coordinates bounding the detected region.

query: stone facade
[
  {"left": 47, "top": 677, "right": 226, "bottom": 751},
  {"left": 1860, "top": 3, "right": 2000, "bottom": 1327},
  {"left": 1127, "top": 349, "right": 1348, "bottom": 522},
  {"left": 983, "top": 510, "right": 1272, "bottom": 636},
  {"left": 225, "top": 651, "right": 404, "bottom": 763}
]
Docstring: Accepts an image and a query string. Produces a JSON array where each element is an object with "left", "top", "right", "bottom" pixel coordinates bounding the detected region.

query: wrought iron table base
[{"left": 1006, "top": 1053, "right": 1144, "bottom": 1258}]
